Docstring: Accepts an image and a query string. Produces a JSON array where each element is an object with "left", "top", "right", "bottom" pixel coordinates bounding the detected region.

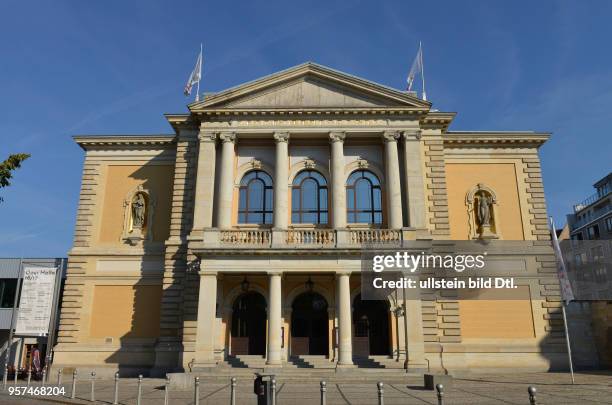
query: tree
[{"left": 0, "top": 153, "right": 30, "bottom": 202}]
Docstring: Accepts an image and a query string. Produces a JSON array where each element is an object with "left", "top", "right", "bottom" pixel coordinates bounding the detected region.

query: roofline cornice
[
  {"left": 73, "top": 134, "right": 176, "bottom": 150},
  {"left": 443, "top": 131, "right": 550, "bottom": 147},
  {"left": 193, "top": 107, "right": 430, "bottom": 117}
]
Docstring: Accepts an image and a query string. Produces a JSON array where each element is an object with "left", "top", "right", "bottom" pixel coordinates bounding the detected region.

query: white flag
[
  {"left": 550, "top": 217, "right": 575, "bottom": 304},
  {"left": 184, "top": 47, "right": 203, "bottom": 100},
  {"left": 406, "top": 44, "right": 423, "bottom": 91}
]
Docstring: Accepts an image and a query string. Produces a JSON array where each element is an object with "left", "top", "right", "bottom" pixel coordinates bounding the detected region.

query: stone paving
[{"left": 0, "top": 372, "right": 610, "bottom": 404}]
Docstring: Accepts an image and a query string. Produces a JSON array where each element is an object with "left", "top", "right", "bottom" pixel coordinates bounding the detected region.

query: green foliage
[{"left": 0, "top": 153, "right": 30, "bottom": 202}]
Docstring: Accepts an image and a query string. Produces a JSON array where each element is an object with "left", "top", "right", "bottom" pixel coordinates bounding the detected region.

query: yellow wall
[
  {"left": 446, "top": 163, "right": 524, "bottom": 240},
  {"left": 90, "top": 285, "right": 162, "bottom": 338},
  {"left": 459, "top": 286, "right": 535, "bottom": 339},
  {"left": 99, "top": 165, "right": 174, "bottom": 243}
]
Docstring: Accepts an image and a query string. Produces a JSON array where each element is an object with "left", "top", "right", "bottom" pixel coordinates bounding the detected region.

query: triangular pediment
[{"left": 190, "top": 62, "right": 430, "bottom": 111}]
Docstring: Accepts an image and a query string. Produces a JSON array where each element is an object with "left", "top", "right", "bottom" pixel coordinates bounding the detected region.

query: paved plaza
[{"left": 0, "top": 372, "right": 610, "bottom": 404}]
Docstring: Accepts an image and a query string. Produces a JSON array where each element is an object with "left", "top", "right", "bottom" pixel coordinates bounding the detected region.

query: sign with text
[{"left": 15, "top": 267, "right": 58, "bottom": 336}]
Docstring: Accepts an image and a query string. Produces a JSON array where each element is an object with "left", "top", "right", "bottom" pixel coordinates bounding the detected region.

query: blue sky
[{"left": 1, "top": 0, "right": 610, "bottom": 257}]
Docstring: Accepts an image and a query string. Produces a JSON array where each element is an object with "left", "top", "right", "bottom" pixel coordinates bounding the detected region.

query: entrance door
[
  {"left": 353, "top": 294, "right": 390, "bottom": 356},
  {"left": 231, "top": 292, "right": 267, "bottom": 355},
  {"left": 291, "top": 292, "right": 329, "bottom": 355}
]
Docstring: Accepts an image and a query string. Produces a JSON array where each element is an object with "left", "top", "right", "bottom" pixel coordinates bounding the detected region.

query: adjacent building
[{"left": 54, "top": 63, "right": 566, "bottom": 376}]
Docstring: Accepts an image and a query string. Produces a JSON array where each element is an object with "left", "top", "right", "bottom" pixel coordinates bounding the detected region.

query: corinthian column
[
  {"left": 273, "top": 132, "right": 289, "bottom": 229},
  {"left": 330, "top": 131, "right": 347, "bottom": 229},
  {"left": 383, "top": 131, "right": 403, "bottom": 229},
  {"left": 402, "top": 130, "right": 426, "bottom": 228},
  {"left": 192, "top": 130, "right": 217, "bottom": 229},
  {"left": 336, "top": 272, "right": 353, "bottom": 366},
  {"left": 266, "top": 272, "right": 282, "bottom": 366},
  {"left": 216, "top": 132, "right": 236, "bottom": 229}
]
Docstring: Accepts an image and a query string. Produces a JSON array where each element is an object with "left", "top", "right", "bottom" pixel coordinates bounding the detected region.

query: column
[
  {"left": 192, "top": 130, "right": 217, "bottom": 229},
  {"left": 216, "top": 132, "right": 236, "bottom": 229},
  {"left": 266, "top": 272, "right": 282, "bottom": 366},
  {"left": 273, "top": 132, "right": 290, "bottom": 229},
  {"left": 330, "top": 131, "right": 347, "bottom": 228},
  {"left": 402, "top": 130, "right": 427, "bottom": 228},
  {"left": 195, "top": 271, "right": 218, "bottom": 366},
  {"left": 383, "top": 131, "right": 403, "bottom": 229},
  {"left": 336, "top": 272, "right": 353, "bottom": 366}
]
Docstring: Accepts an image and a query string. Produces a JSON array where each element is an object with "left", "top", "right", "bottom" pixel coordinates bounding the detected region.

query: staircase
[{"left": 287, "top": 355, "right": 335, "bottom": 369}]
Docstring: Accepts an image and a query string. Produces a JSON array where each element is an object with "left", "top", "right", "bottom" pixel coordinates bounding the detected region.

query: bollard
[
  {"left": 230, "top": 377, "right": 236, "bottom": 405},
  {"left": 377, "top": 382, "right": 384, "bottom": 405},
  {"left": 113, "top": 372, "right": 119, "bottom": 405},
  {"left": 41, "top": 369, "right": 46, "bottom": 386},
  {"left": 436, "top": 383, "right": 444, "bottom": 405},
  {"left": 194, "top": 376, "right": 200, "bottom": 405},
  {"left": 57, "top": 368, "right": 62, "bottom": 386},
  {"left": 271, "top": 379, "right": 277, "bottom": 405},
  {"left": 90, "top": 371, "right": 96, "bottom": 402},
  {"left": 528, "top": 386, "right": 537, "bottom": 405},
  {"left": 27, "top": 368, "right": 31, "bottom": 387},
  {"left": 2, "top": 363, "right": 7, "bottom": 390},
  {"left": 320, "top": 381, "right": 327, "bottom": 405},
  {"left": 71, "top": 370, "right": 77, "bottom": 399},
  {"left": 164, "top": 376, "right": 170, "bottom": 405},
  {"left": 137, "top": 375, "right": 143, "bottom": 405}
]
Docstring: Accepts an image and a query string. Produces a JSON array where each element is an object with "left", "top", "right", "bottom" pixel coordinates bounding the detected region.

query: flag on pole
[
  {"left": 406, "top": 45, "right": 422, "bottom": 91},
  {"left": 550, "top": 217, "right": 575, "bottom": 304},
  {"left": 184, "top": 45, "right": 203, "bottom": 101}
]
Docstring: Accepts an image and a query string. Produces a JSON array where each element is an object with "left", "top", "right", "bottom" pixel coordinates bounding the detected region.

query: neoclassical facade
[{"left": 55, "top": 63, "right": 566, "bottom": 375}]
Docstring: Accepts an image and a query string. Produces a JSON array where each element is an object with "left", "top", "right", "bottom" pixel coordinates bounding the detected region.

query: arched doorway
[
  {"left": 231, "top": 292, "right": 267, "bottom": 355},
  {"left": 353, "top": 294, "right": 390, "bottom": 356},
  {"left": 291, "top": 292, "right": 329, "bottom": 356}
]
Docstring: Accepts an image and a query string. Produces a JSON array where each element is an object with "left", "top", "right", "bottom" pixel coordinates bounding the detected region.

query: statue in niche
[
  {"left": 131, "top": 193, "right": 147, "bottom": 231},
  {"left": 475, "top": 190, "right": 496, "bottom": 238}
]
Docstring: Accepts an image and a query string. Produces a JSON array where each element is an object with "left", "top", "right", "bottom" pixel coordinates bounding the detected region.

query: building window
[
  {"left": 0, "top": 279, "right": 18, "bottom": 308},
  {"left": 606, "top": 217, "right": 612, "bottom": 232},
  {"left": 291, "top": 170, "right": 328, "bottom": 224},
  {"left": 238, "top": 170, "right": 274, "bottom": 224},
  {"left": 346, "top": 170, "right": 383, "bottom": 224},
  {"left": 587, "top": 224, "right": 600, "bottom": 240}
]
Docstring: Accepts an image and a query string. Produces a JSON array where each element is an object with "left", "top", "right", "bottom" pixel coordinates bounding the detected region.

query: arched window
[
  {"left": 238, "top": 170, "right": 273, "bottom": 224},
  {"left": 346, "top": 170, "right": 382, "bottom": 224},
  {"left": 291, "top": 170, "right": 328, "bottom": 224}
]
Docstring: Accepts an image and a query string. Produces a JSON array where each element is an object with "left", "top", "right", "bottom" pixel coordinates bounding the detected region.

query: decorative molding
[
  {"left": 249, "top": 159, "right": 263, "bottom": 170},
  {"left": 444, "top": 132, "right": 550, "bottom": 147},
  {"left": 403, "top": 129, "right": 422, "bottom": 140},
  {"left": 329, "top": 131, "right": 346, "bottom": 143},
  {"left": 303, "top": 159, "right": 316, "bottom": 169},
  {"left": 74, "top": 135, "right": 176, "bottom": 150},
  {"left": 198, "top": 131, "right": 217, "bottom": 143},
  {"left": 356, "top": 159, "right": 369, "bottom": 169}
]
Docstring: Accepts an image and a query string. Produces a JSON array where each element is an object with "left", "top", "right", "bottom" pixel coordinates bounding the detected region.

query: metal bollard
[
  {"left": 113, "top": 372, "right": 119, "bottom": 405},
  {"left": 271, "top": 379, "right": 277, "bottom": 405},
  {"left": 164, "top": 376, "right": 170, "bottom": 405},
  {"left": 71, "top": 370, "right": 77, "bottom": 399},
  {"left": 57, "top": 368, "right": 62, "bottom": 385},
  {"left": 230, "top": 377, "right": 236, "bottom": 405},
  {"left": 377, "top": 382, "right": 384, "bottom": 405},
  {"left": 137, "top": 375, "right": 143, "bottom": 405},
  {"left": 90, "top": 371, "right": 95, "bottom": 402},
  {"left": 41, "top": 369, "right": 46, "bottom": 386},
  {"left": 2, "top": 363, "right": 7, "bottom": 390},
  {"left": 528, "top": 386, "right": 537, "bottom": 405},
  {"left": 436, "top": 383, "right": 444, "bottom": 405},
  {"left": 194, "top": 376, "right": 200, "bottom": 405},
  {"left": 320, "top": 381, "right": 327, "bottom": 405},
  {"left": 27, "top": 368, "right": 31, "bottom": 387}
]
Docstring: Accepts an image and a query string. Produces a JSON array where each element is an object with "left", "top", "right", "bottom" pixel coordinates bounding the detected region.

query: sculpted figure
[
  {"left": 477, "top": 193, "right": 492, "bottom": 227},
  {"left": 131, "top": 193, "right": 146, "bottom": 229}
]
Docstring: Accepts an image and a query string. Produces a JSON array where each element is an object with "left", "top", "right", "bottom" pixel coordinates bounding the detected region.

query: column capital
[
  {"left": 267, "top": 271, "right": 283, "bottom": 277},
  {"left": 219, "top": 132, "right": 236, "bottom": 143},
  {"left": 382, "top": 130, "right": 401, "bottom": 142},
  {"left": 273, "top": 132, "right": 290, "bottom": 143},
  {"left": 402, "top": 129, "right": 422, "bottom": 141},
  {"left": 198, "top": 131, "right": 217, "bottom": 143},
  {"left": 198, "top": 270, "right": 218, "bottom": 277},
  {"left": 335, "top": 271, "right": 352, "bottom": 278},
  {"left": 329, "top": 131, "right": 346, "bottom": 143}
]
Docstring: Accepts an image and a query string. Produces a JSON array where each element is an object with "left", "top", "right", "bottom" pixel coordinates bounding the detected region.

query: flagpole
[
  {"left": 420, "top": 41, "right": 427, "bottom": 101},
  {"left": 550, "top": 217, "right": 575, "bottom": 384},
  {"left": 195, "top": 43, "right": 202, "bottom": 102}
]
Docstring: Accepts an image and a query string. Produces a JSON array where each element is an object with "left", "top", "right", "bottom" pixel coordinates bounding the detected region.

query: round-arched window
[
  {"left": 238, "top": 170, "right": 273, "bottom": 224},
  {"left": 291, "top": 170, "right": 328, "bottom": 224},
  {"left": 346, "top": 170, "right": 382, "bottom": 224}
]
